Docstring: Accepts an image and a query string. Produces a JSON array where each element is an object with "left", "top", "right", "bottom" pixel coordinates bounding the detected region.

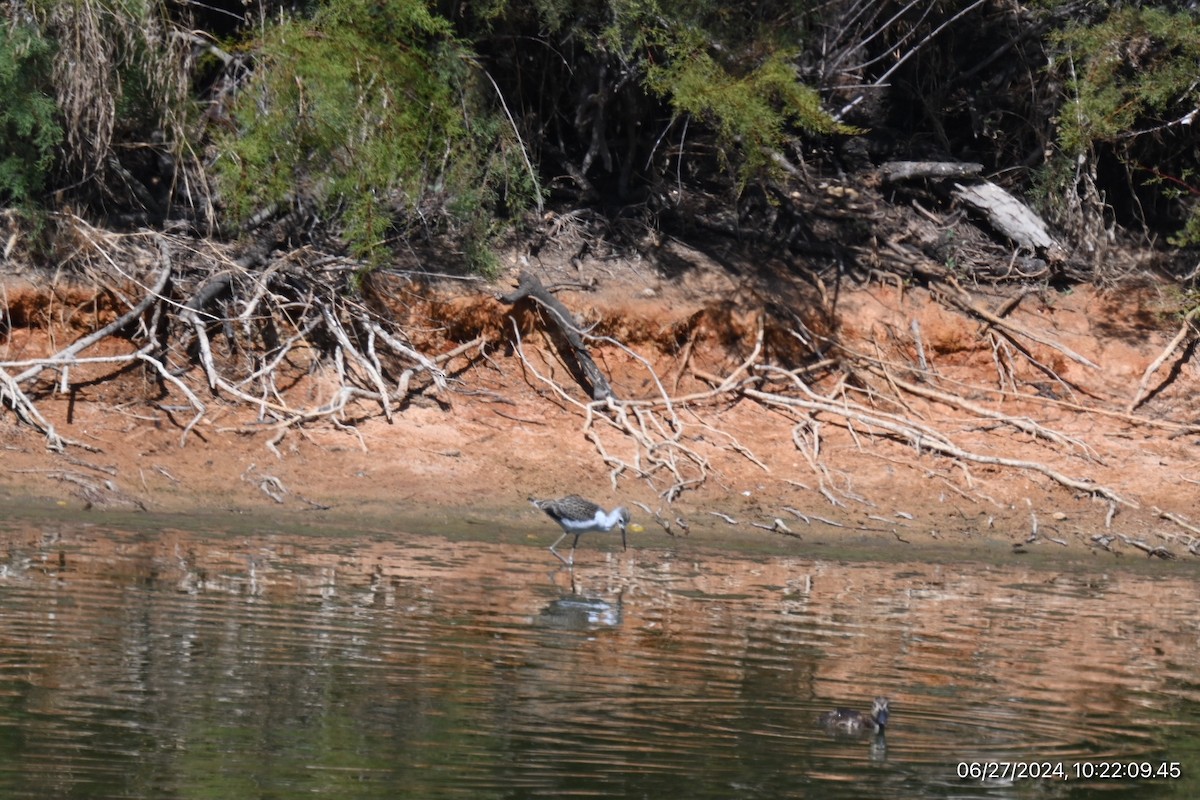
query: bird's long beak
[{"left": 621, "top": 524, "right": 628, "bottom": 551}]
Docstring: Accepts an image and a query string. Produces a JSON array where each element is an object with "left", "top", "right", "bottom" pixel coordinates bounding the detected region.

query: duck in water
[{"left": 819, "top": 696, "right": 890, "bottom": 734}]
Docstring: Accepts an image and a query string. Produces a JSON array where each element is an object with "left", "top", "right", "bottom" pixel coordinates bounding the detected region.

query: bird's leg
[
  {"left": 549, "top": 532, "right": 572, "bottom": 566},
  {"left": 569, "top": 533, "right": 581, "bottom": 566}
]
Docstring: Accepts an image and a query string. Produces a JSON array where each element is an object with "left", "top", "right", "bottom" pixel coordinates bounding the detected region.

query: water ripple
[{"left": 0, "top": 518, "right": 1197, "bottom": 798}]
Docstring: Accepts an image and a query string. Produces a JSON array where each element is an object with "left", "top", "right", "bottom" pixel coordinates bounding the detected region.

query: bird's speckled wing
[{"left": 537, "top": 495, "right": 602, "bottom": 523}]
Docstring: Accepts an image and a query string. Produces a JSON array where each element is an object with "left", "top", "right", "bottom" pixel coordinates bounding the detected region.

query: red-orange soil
[{"left": 2, "top": 243, "right": 1198, "bottom": 561}]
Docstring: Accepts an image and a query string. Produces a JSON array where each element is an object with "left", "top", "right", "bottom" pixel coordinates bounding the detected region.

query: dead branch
[
  {"left": 751, "top": 518, "right": 801, "bottom": 538},
  {"left": 937, "top": 278, "right": 1099, "bottom": 370},
  {"left": 951, "top": 181, "right": 1068, "bottom": 261},
  {"left": 509, "top": 315, "right": 711, "bottom": 501},
  {"left": 880, "top": 161, "right": 983, "bottom": 182},
  {"left": 135, "top": 350, "right": 206, "bottom": 446},
  {"left": 363, "top": 317, "right": 448, "bottom": 391},
  {"left": 33, "top": 468, "right": 146, "bottom": 510},
  {"left": 13, "top": 242, "right": 173, "bottom": 386},
  {"left": 434, "top": 335, "right": 486, "bottom": 365},
  {"left": 1119, "top": 535, "right": 1175, "bottom": 559},
  {"left": 1155, "top": 508, "right": 1200, "bottom": 537},
  {"left": 322, "top": 308, "right": 392, "bottom": 420},
  {"left": 859, "top": 362, "right": 1096, "bottom": 458},
  {"left": 180, "top": 300, "right": 220, "bottom": 390},
  {"left": 744, "top": 370, "right": 1133, "bottom": 508},
  {"left": 0, "top": 366, "right": 65, "bottom": 451},
  {"left": 500, "top": 270, "right": 614, "bottom": 400},
  {"left": 242, "top": 464, "right": 287, "bottom": 503},
  {"left": 1128, "top": 307, "right": 1199, "bottom": 412}
]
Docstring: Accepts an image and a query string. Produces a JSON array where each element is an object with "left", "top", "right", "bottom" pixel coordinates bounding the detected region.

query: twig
[
  {"left": 938, "top": 277, "right": 1099, "bottom": 370},
  {"left": 363, "top": 316, "right": 448, "bottom": 390},
  {"left": 751, "top": 518, "right": 801, "bottom": 538},
  {"left": 433, "top": 335, "right": 487, "bottom": 365},
  {"left": 861, "top": 362, "right": 1096, "bottom": 458},
  {"left": 136, "top": 349, "right": 206, "bottom": 446},
  {"left": 323, "top": 309, "right": 392, "bottom": 420},
  {"left": 1128, "top": 307, "right": 1199, "bottom": 412},
  {"left": 1156, "top": 508, "right": 1200, "bottom": 536},
  {"left": 1119, "top": 535, "right": 1175, "bottom": 559}
]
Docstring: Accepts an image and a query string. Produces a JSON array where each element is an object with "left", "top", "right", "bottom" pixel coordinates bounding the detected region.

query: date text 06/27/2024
[{"left": 957, "top": 762, "right": 1182, "bottom": 782}]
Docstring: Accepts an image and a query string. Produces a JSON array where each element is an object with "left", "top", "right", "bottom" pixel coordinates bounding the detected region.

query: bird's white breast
[{"left": 558, "top": 508, "right": 621, "bottom": 532}]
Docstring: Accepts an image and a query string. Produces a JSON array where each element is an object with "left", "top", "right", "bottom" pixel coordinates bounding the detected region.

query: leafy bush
[
  {"left": 1053, "top": 7, "right": 1200, "bottom": 245},
  {"left": 468, "top": 0, "right": 850, "bottom": 195},
  {"left": 0, "top": 19, "right": 61, "bottom": 203},
  {"left": 646, "top": 48, "right": 848, "bottom": 183},
  {"left": 636, "top": 2, "right": 852, "bottom": 168},
  {"left": 216, "top": 0, "right": 536, "bottom": 270}
]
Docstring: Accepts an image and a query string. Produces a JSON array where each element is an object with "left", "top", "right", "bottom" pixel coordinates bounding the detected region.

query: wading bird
[{"left": 530, "top": 495, "right": 641, "bottom": 566}]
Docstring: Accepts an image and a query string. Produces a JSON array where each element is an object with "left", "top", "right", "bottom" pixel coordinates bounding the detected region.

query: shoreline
[
  {"left": 1, "top": 474, "right": 1190, "bottom": 576},
  {"left": 2, "top": 260, "right": 1198, "bottom": 569}
]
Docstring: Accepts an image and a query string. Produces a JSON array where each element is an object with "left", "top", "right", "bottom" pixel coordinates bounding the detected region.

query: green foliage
[
  {"left": 1054, "top": 8, "right": 1200, "bottom": 157},
  {"left": 217, "top": 0, "right": 534, "bottom": 270},
  {"left": 1050, "top": 7, "right": 1200, "bottom": 245},
  {"left": 1169, "top": 206, "right": 1200, "bottom": 249},
  {"left": 645, "top": 2, "right": 854, "bottom": 174},
  {"left": 480, "top": 0, "right": 851, "bottom": 186},
  {"left": 647, "top": 49, "right": 847, "bottom": 181},
  {"left": 635, "top": 2, "right": 855, "bottom": 184},
  {"left": 0, "top": 20, "right": 62, "bottom": 203}
]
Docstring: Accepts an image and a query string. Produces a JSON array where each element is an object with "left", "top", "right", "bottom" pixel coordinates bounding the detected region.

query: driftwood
[
  {"left": 951, "top": 181, "right": 1068, "bottom": 262},
  {"left": 880, "top": 161, "right": 983, "bottom": 182},
  {"left": 500, "top": 270, "right": 614, "bottom": 401}
]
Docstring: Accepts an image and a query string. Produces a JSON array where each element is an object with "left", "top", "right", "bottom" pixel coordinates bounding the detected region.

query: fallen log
[{"left": 880, "top": 161, "right": 984, "bottom": 182}]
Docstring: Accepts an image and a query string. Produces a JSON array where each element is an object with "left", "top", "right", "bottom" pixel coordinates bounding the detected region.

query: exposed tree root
[
  {"left": 1, "top": 216, "right": 452, "bottom": 465},
  {"left": 0, "top": 366, "right": 65, "bottom": 451},
  {"left": 0, "top": 212, "right": 1191, "bottom": 543},
  {"left": 1128, "top": 307, "right": 1199, "bottom": 413}
]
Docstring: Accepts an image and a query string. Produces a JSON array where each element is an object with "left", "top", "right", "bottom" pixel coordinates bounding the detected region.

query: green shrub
[
  {"left": 646, "top": 48, "right": 847, "bottom": 183},
  {"left": 1054, "top": 8, "right": 1200, "bottom": 156},
  {"left": 0, "top": 20, "right": 61, "bottom": 203},
  {"left": 216, "top": 0, "right": 535, "bottom": 270},
  {"left": 1053, "top": 8, "right": 1200, "bottom": 245},
  {"left": 625, "top": 1, "right": 854, "bottom": 177},
  {"left": 479, "top": 0, "right": 851, "bottom": 189}
]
